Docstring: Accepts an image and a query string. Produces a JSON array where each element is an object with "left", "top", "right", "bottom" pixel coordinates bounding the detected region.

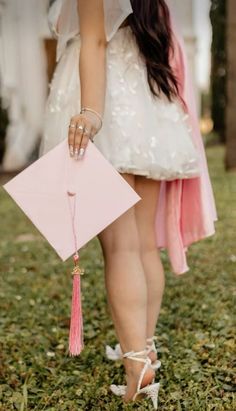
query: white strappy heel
[
  {"left": 106, "top": 336, "right": 161, "bottom": 370},
  {"left": 146, "top": 336, "right": 161, "bottom": 370},
  {"left": 110, "top": 349, "right": 160, "bottom": 409}
]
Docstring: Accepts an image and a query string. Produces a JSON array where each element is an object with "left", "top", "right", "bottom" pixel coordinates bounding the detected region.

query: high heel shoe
[
  {"left": 106, "top": 336, "right": 161, "bottom": 370},
  {"left": 146, "top": 336, "right": 161, "bottom": 370},
  {"left": 110, "top": 349, "right": 160, "bottom": 409}
]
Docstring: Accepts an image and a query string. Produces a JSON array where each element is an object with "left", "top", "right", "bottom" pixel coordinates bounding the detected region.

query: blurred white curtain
[{"left": 0, "top": 0, "right": 48, "bottom": 171}]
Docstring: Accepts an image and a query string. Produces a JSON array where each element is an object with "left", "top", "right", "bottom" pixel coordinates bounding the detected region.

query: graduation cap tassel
[
  {"left": 69, "top": 253, "right": 84, "bottom": 356},
  {"left": 67, "top": 191, "right": 84, "bottom": 356}
]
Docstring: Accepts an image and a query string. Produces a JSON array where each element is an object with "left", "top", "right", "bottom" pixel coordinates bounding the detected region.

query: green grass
[{"left": 0, "top": 145, "right": 235, "bottom": 411}]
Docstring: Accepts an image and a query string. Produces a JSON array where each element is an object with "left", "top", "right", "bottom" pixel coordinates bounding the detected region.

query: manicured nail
[
  {"left": 74, "top": 148, "right": 79, "bottom": 160},
  {"left": 79, "top": 148, "right": 85, "bottom": 157},
  {"left": 69, "top": 145, "right": 74, "bottom": 157}
]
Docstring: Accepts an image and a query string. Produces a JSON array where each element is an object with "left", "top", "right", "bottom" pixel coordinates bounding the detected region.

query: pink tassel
[{"left": 69, "top": 254, "right": 84, "bottom": 356}]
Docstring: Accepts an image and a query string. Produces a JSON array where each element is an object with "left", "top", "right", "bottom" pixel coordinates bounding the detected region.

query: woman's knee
[
  {"left": 139, "top": 227, "right": 157, "bottom": 254},
  {"left": 98, "top": 224, "right": 140, "bottom": 256}
]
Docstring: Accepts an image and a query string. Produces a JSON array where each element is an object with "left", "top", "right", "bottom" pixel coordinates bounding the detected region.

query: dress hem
[{"left": 114, "top": 164, "right": 201, "bottom": 181}]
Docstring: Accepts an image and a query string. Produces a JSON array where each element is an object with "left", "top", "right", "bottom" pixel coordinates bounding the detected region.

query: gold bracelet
[{"left": 80, "top": 107, "right": 103, "bottom": 130}]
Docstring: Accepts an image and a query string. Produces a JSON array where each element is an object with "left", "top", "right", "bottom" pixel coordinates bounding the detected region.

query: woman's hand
[{"left": 68, "top": 113, "right": 96, "bottom": 160}]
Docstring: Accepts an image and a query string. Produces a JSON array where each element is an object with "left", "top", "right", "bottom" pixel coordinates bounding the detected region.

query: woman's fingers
[
  {"left": 68, "top": 115, "right": 94, "bottom": 159},
  {"left": 68, "top": 122, "right": 76, "bottom": 157},
  {"left": 74, "top": 123, "right": 85, "bottom": 160},
  {"left": 78, "top": 125, "right": 92, "bottom": 158}
]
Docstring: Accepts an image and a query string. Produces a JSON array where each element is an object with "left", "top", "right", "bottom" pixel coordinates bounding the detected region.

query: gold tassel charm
[{"left": 71, "top": 253, "right": 85, "bottom": 276}]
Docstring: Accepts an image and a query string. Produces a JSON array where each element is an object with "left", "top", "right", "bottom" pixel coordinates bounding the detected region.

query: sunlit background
[
  {"left": 0, "top": 0, "right": 235, "bottom": 171},
  {"left": 0, "top": 0, "right": 234, "bottom": 171}
]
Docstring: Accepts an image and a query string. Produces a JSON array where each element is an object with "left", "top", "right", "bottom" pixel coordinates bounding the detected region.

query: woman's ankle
[
  {"left": 126, "top": 365, "right": 155, "bottom": 391},
  {"left": 124, "top": 359, "right": 154, "bottom": 381},
  {"left": 125, "top": 359, "right": 144, "bottom": 376}
]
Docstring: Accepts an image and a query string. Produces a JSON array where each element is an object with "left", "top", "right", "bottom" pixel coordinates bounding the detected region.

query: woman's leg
[
  {"left": 98, "top": 173, "right": 154, "bottom": 400},
  {"left": 134, "top": 176, "right": 165, "bottom": 361}
]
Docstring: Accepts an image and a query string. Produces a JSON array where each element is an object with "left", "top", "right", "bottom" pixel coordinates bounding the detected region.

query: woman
[{"left": 40, "top": 0, "right": 217, "bottom": 408}]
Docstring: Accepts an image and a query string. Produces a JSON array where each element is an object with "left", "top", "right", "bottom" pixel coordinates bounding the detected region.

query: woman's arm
[
  {"left": 68, "top": 0, "right": 107, "bottom": 159},
  {"left": 78, "top": 0, "right": 107, "bottom": 115}
]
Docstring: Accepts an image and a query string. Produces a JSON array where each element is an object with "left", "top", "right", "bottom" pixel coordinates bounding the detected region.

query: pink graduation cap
[{"left": 3, "top": 140, "right": 141, "bottom": 355}]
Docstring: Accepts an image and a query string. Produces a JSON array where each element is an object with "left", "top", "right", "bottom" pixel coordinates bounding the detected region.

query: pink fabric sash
[{"left": 155, "top": 18, "right": 217, "bottom": 274}]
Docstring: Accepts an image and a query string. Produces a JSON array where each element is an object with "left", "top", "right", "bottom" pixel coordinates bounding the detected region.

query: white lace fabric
[{"left": 40, "top": 26, "right": 200, "bottom": 181}]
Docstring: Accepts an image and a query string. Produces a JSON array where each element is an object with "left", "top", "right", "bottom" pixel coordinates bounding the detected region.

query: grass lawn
[{"left": 0, "top": 145, "right": 235, "bottom": 411}]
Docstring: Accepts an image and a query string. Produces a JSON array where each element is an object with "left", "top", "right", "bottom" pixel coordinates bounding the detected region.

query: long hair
[{"left": 127, "top": 0, "right": 179, "bottom": 101}]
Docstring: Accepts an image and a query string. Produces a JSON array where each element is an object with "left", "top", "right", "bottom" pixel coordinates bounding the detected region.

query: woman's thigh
[
  {"left": 98, "top": 173, "right": 140, "bottom": 256},
  {"left": 98, "top": 173, "right": 161, "bottom": 255},
  {"left": 134, "top": 176, "right": 161, "bottom": 251}
]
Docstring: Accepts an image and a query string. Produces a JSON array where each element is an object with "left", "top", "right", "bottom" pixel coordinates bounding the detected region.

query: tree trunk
[
  {"left": 0, "top": 101, "right": 8, "bottom": 164},
  {"left": 225, "top": 0, "right": 236, "bottom": 170},
  {"left": 44, "top": 39, "right": 57, "bottom": 87},
  {"left": 210, "top": 0, "right": 227, "bottom": 143}
]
